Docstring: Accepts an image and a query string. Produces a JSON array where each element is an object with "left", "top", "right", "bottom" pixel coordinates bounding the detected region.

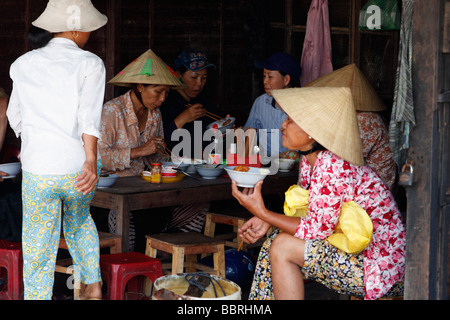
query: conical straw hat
[
  {"left": 272, "top": 87, "right": 364, "bottom": 166},
  {"left": 32, "top": 0, "right": 107, "bottom": 33},
  {"left": 109, "top": 50, "right": 184, "bottom": 88},
  {"left": 305, "top": 64, "right": 386, "bottom": 112}
]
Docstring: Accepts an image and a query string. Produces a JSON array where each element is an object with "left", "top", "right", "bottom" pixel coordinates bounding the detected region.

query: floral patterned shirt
[
  {"left": 294, "top": 150, "right": 406, "bottom": 300},
  {"left": 358, "top": 112, "right": 397, "bottom": 190},
  {"left": 99, "top": 90, "right": 164, "bottom": 176}
]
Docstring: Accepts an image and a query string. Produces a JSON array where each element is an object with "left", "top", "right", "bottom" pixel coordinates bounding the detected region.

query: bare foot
[{"left": 79, "top": 282, "right": 103, "bottom": 300}]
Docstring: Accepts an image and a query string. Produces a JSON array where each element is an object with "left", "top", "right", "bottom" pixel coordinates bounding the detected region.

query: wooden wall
[
  {"left": 0, "top": 0, "right": 400, "bottom": 134},
  {"left": 0, "top": 0, "right": 257, "bottom": 127}
]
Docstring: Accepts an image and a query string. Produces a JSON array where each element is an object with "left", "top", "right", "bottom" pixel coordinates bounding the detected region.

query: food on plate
[{"left": 233, "top": 165, "right": 250, "bottom": 172}]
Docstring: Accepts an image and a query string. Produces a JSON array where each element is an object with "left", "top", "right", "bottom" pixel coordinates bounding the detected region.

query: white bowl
[
  {"left": 171, "top": 158, "right": 204, "bottom": 173},
  {"left": 171, "top": 157, "right": 204, "bottom": 166},
  {"left": 98, "top": 174, "right": 119, "bottom": 188},
  {"left": 0, "top": 162, "right": 21, "bottom": 178},
  {"left": 274, "top": 158, "right": 296, "bottom": 172},
  {"left": 225, "top": 166, "right": 271, "bottom": 188},
  {"left": 163, "top": 161, "right": 189, "bottom": 171},
  {"left": 172, "top": 158, "right": 205, "bottom": 174},
  {"left": 195, "top": 164, "right": 224, "bottom": 180}
]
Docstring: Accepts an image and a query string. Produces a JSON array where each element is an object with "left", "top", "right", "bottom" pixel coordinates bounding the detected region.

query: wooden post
[{"left": 406, "top": 0, "right": 447, "bottom": 300}]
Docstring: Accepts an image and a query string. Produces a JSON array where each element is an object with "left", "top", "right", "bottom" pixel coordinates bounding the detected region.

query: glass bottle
[{"left": 151, "top": 163, "right": 162, "bottom": 184}]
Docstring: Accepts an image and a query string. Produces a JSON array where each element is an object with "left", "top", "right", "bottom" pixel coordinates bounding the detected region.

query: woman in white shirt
[{"left": 7, "top": 0, "right": 107, "bottom": 300}]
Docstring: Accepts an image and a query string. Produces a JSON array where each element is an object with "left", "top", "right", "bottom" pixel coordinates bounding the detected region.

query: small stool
[
  {"left": 204, "top": 211, "right": 272, "bottom": 252},
  {"left": 204, "top": 211, "right": 253, "bottom": 250},
  {"left": 58, "top": 231, "right": 122, "bottom": 254},
  {"left": 0, "top": 239, "right": 23, "bottom": 300},
  {"left": 145, "top": 232, "right": 225, "bottom": 278},
  {"left": 100, "top": 252, "right": 163, "bottom": 300},
  {"left": 55, "top": 231, "right": 122, "bottom": 299}
]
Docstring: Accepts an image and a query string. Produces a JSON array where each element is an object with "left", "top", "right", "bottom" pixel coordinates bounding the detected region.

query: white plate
[{"left": 206, "top": 117, "right": 236, "bottom": 133}]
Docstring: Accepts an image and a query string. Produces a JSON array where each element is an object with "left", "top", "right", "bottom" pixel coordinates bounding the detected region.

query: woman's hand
[
  {"left": 0, "top": 170, "right": 8, "bottom": 182},
  {"left": 0, "top": 96, "right": 7, "bottom": 118},
  {"left": 232, "top": 179, "right": 300, "bottom": 236},
  {"left": 239, "top": 217, "right": 271, "bottom": 244},
  {"left": 231, "top": 180, "right": 267, "bottom": 220},
  {"left": 76, "top": 134, "right": 98, "bottom": 195},
  {"left": 75, "top": 159, "right": 98, "bottom": 195},
  {"left": 175, "top": 103, "right": 206, "bottom": 128},
  {"left": 0, "top": 95, "right": 9, "bottom": 151},
  {"left": 137, "top": 138, "right": 165, "bottom": 157}
]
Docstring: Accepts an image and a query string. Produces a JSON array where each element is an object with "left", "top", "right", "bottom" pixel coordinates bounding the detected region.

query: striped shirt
[{"left": 244, "top": 93, "right": 288, "bottom": 156}]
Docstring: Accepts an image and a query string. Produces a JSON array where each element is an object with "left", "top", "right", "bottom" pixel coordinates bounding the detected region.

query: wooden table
[{"left": 91, "top": 170, "right": 298, "bottom": 251}]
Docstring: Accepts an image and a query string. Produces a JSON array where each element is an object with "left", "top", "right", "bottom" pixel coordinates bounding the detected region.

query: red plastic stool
[
  {"left": 0, "top": 239, "right": 23, "bottom": 300},
  {"left": 100, "top": 252, "right": 163, "bottom": 300}
]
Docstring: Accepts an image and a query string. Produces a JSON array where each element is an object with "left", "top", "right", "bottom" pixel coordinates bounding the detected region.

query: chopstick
[
  {"left": 143, "top": 157, "right": 152, "bottom": 171},
  {"left": 185, "top": 104, "right": 223, "bottom": 122},
  {"left": 246, "top": 129, "right": 257, "bottom": 156},
  {"left": 237, "top": 230, "right": 248, "bottom": 252},
  {"left": 100, "top": 170, "right": 116, "bottom": 177},
  {"left": 149, "top": 136, "right": 172, "bottom": 161},
  {"left": 235, "top": 129, "right": 245, "bottom": 157},
  {"left": 162, "top": 146, "right": 172, "bottom": 159}
]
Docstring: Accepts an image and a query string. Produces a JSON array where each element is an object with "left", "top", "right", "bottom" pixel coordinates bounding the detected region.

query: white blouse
[{"left": 7, "top": 37, "right": 106, "bottom": 175}]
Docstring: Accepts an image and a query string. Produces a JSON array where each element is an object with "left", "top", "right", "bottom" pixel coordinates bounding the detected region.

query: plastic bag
[
  {"left": 284, "top": 185, "right": 309, "bottom": 218},
  {"left": 359, "top": 0, "right": 401, "bottom": 30},
  {"left": 284, "top": 185, "right": 373, "bottom": 254},
  {"left": 327, "top": 201, "right": 373, "bottom": 254}
]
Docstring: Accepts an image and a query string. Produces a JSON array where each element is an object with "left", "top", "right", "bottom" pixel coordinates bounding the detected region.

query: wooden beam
[
  {"left": 104, "top": 0, "right": 121, "bottom": 102},
  {"left": 444, "top": 1, "right": 450, "bottom": 53},
  {"left": 406, "top": 0, "right": 443, "bottom": 300}
]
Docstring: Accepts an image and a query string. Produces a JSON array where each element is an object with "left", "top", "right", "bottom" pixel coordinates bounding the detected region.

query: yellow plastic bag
[
  {"left": 284, "top": 185, "right": 309, "bottom": 218},
  {"left": 283, "top": 185, "right": 373, "bottom": 254},
  {"left": 327, "top": 201, "right": 373, "bottom": 254}
]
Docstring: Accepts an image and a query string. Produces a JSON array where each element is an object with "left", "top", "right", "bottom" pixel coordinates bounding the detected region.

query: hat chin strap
[
  {"left": 132, "top": 85, "right": 145, "bottom": 106},
  {"left": 298, "top": 148, "right": 316, "bottom": 156},
  {"left": 298, "top": 142, "right": 325, "bottom": 156}
]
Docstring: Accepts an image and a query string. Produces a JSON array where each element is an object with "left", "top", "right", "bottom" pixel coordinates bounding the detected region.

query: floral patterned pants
[
  {"left": 249, "top": 229, "right": 403, "bottom": 300},
  {"left": 21, "top": 170, "right": 101, "bottom": 300}
]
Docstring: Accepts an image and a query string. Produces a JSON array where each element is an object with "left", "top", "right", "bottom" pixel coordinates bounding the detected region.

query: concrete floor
[
  {"left": 52, "top": 273, "right": 341, "bottom": 300},
  {"left": 51, "top": 198, "right": 343, "bottom": 300}
]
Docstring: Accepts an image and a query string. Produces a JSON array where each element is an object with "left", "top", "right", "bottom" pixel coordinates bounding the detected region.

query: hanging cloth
[
  {"left": 389, "top": 0, "right": 415, "bottom": 168},
  {"left": 300, "top": 0, "right": 333, "bottom": 87}
]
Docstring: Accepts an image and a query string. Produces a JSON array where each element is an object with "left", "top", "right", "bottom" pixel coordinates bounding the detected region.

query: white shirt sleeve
[
  {"left": 6, "top": 80, "right": 22, "bottom": 138},
  {"left": 77, "top": 58, "right": 106, "bottom": 140}
]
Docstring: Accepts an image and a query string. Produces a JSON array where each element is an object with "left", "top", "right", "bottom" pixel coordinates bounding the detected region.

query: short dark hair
[
  {"left": 278, "top": 70, "right": 300, "bottom": 88},
  {"left": 175, "top": 65, "right": 189, "bottom": 75},
  {"left": 28, "top": 26, "right": 53, "bottom": 49}
]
